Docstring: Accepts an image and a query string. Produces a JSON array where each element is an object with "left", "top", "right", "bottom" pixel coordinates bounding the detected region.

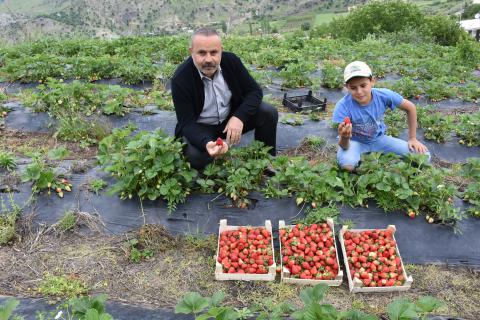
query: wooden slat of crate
[
  {"left": 339, "top": 225, "right": 413, "bottom": 293},
  {"left": 215, "top": 219, "right": 276, "bottom": 281},
  {"left": 279, "top": 219, "right": 343, "bottom": 286}
]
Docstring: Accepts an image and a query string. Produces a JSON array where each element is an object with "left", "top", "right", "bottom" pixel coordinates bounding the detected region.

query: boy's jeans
[{"left": 337, "top": 135, "right": 431, "bottom": 168}]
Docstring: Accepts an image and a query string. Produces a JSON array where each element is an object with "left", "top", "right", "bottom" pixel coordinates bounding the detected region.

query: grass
[
  {"left": 0, "top": 223, "right": 479, "bottom": 318},
  {"left": 314, "top": 12, "right": 347, "bottom": 26}
]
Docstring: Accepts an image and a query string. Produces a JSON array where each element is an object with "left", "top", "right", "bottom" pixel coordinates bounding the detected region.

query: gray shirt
[{"left": 196, "top": 67, "right": 232, "bottom": 125}]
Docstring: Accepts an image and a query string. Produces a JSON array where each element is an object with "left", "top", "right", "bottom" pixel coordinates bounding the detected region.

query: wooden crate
[
  {"left": 215, "top": 219, "right": 276, "bottom": 281},
  {"left": 279, "top": 219, "right": 343, "bottom": 286},
  {"left": 339, "top": 225, "right": 413, "bottom": 293}
]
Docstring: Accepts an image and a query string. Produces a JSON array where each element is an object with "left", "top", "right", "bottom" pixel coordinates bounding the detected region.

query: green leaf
[
  {"left": 0, "top": 298, "right": 20, "bottom": 320},
  {"left": 84, "top": 309, "right": 101, "bottom": 320},
  {"left": 299, "top": 284, "right": 328, "bottom": 306},
  {"left": 47, "top": 147, "right": 70, "bottom": 160},
  {"left": 416, "top": 296, "right": 444, "bottom": 313},
  {"left": 209, "top": 291, "right": 225, "bottom": 307},
  {"left": 387, "top": 299, "right": 418, "bottom": 320},
  {"left": 303, "top": 303, "right": 337, "bottom": 320},
  {"left": 174, "top": 292, "right": 209, "bottom": 315},
  {"left": 338, "top": 309, "right": 377, "bottom": 320}
]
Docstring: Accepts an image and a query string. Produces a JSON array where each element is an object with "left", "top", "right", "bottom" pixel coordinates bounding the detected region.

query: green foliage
[
  {"left": 279, "top": 61, "right": 315, "bottom": 88},
  {"left": 321, "top": 61, "right": 343, "bottom": 89},
  {"left": 88, "top": 179, "right": 107, "bottom": 195},
  {"left": 455, "top": 38, "right": 480, "bottom": 68},
  {"left": 421, "top": 14, "right": 465, "bottom": 46},
  {"left": 264, "top": 156, "right": 344, "bottom": 208},
  {"left": 0, "top": 298, "right": 23, "bottom": 320},
  {"left": 36, "top": 294, "right": 113, "bottom": 320},
  {"left": 462, "top": 4, "right": 480, "bottom": 19},
  {"left": 384, "top": 108, "right": 406, "bottom": 137},
  {"left": 327, "top": 1, "right": 424, "bottom": 41},
  {"left": 416, "top": 109, "right": 454, "bottom": 143},
  {"left": 351, "top": 153, "right": 462, "bottom": 225},
  {"left": 387, "top": 296, "right": 444, "bottom": 320},
  {"left": 54, "top": 115, "right": 110, "bottom": 147},
  {"left": 57, "top": 211, "right": 77, "bottom": 232},
  {"left": 0, "top": 194, "right": 21, "bottom": 245},
  {"left": 97, "top": 125, "right": 197, "bottom": 212},
  {"left": 38, "top": 273, "right": 89, "bottom": 298},
  {"left": 197, "top": 142, "right": 272, "bottom": 208},
  {"left": 20, "top": 79, "right": 139, "bottom": 118},
  {"left": 459, "top": 158, "right": 480, "bottom": 217},
  {"left": 456, "top": 111, "right": 480, "bottom": 147},
  {"left": 20, "top": 154, "right": 72, "bottom": 197},
  {"left": 296, "top": 205, "right": 340, "bottom": 225},
  {"left": 126, "top": 238, "right": 153, "bottom": 263},
  {"left": 0, "top": 151, "right": 17, "bottom": 171},
  {"left": 280, "top": 113, "right": 305, "bottom": 126}
]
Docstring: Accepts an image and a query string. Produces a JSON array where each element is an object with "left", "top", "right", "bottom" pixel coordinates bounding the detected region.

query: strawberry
[
  {"left": 344, "top": 116, "right": 351, "bottom": 124},
  {"left": 216, "top": 137, "right": 224, "bottom": 146}
]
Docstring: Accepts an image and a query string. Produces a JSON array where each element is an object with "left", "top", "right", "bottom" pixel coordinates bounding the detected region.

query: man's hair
[{"left": 190, "top": 27, "right": 220, "bottom": 48}]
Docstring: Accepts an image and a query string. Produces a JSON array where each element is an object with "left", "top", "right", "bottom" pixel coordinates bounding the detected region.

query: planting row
[
  {"left": 1, "top": 32, "right": 479, "bottom": 97},
  {"left": 215, "top": 219, "right": 412, "bottom": 293}
]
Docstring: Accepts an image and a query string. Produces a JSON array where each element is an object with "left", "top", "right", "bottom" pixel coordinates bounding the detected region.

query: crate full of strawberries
[
  {"left": 279, "top": 219, "right": 343, "bottom": 286},
  {"left": 339, "top": 225, "right": 413, "bottom": 293},
  {"left": 215, "top": 219, "right": 276, "bottom": 281}
]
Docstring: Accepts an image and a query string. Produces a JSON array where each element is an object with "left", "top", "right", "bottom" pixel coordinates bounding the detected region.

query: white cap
[{"left": 344, "top": 61, "right": 372, "bottom": 83}]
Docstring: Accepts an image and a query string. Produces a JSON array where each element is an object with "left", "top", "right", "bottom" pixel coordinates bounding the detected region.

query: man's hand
[
  {"left": 408, "top": 138, "right": 428, "bottom": 154},
  {"left": 223, "top": 116, "right": 244, "bottom": 145},
  {"left": 206, "top": 140, "right": 229, "bottom": 157},
  {"left": 338, "top": 122, "right": 352, "bottom": 139}
]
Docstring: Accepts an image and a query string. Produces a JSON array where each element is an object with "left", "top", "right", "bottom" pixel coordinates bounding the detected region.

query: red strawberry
[
  {"left": 216, "top": 137, "right": 223, "bottom": 146},
  {"left": 344, "top": 117, "right": 351, "bottom": 125}
]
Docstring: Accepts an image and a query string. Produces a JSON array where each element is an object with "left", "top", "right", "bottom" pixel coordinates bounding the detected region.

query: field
[{"left": 1, "top": 16, "right": 480, "bottom": 320}]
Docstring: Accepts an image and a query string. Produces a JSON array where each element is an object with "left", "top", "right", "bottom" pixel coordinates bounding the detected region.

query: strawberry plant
[
  {"left": 217, "top": 226, "right": 274, "bottom": 274},
  {"left": 417, "top": 110, "right": 454, "bottom": 143},
  {"left": 423, "top": 78, "right": 455, "bottom": 102},
  {"left": 280, "top": 113, "right": 305, "bottom": 126},
  {"left": 264, "top": 156, "right": 344, "bottom": 208},
  {"left": 384, "top": 108, "right": 406, "bottom": 137},
  {"left": 280, "top": 223, "right": 339, "bottom": 280},
  {"left": 20, "top": 151, "right": 73, "bottom": 198},
  {"left": 390, "top": 76, "right": 422, "bottom": 99},
  {"left": 351, "top": 153, "right": 462, "bottom": 225},
  {"left": 54, "top": 115, "right": 111, "bottom": 147},
  {"left": 0, "top": 151, "right": 17, "bottom": 172},
  {"left": 455, "top": 111, "right": 480, "bottom": 147},
  {"left": 343, "top": 227, "right": 406, "bottom": 288},
  {"left": 196, "top": 142, "right": 272, "bottom": 208},
  {"left": 321, "top": 60, "right": 343, "bottom": 89},
  {"left": 278, "top": 61, "right": 315, "bottom": 88},
  {"left": 460, "top": 158, "right": 480, "bottom": 217},
  {"left": 97, "top": 125, "right": 196, "bottom": 212}
]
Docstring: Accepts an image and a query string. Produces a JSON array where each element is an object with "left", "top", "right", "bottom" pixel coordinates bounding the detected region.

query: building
[{"left": 459, "top": 14, "right": 480, "bottom": 41}]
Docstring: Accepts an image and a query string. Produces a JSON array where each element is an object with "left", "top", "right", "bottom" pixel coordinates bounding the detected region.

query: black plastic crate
[{"left": 282, "top": 90, "right": 327, "bottom": 112}]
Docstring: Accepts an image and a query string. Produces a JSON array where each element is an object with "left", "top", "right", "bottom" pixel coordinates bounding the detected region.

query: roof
[{"left": 459, "top": 19, "right": 480, "bottom": 31}]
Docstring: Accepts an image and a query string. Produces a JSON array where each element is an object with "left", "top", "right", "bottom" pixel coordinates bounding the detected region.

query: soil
[
  {"left": 1, "top": 129, "right": 98, "bottom": 160},
  {"left": 0, "top": 217, "right": 479, "bottom": 319}
]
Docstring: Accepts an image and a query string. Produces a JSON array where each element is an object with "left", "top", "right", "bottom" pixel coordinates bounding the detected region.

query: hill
[{"left": 0, "top": 0, "right": 468, "bottom": 43}]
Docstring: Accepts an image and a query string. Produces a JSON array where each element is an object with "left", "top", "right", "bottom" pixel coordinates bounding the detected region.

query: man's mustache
[{"left": 202, "top": 62, "right": 216, "bottom": 68}]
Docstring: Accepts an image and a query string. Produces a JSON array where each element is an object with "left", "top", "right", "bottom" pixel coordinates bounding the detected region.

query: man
[{"left": 171, "top": 27, "right": 278, "bottom": 170}]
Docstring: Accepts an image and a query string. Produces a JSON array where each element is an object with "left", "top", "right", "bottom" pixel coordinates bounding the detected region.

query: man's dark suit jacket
[{"left": 171, "top": 52, "right": 263, "bottom": 152}]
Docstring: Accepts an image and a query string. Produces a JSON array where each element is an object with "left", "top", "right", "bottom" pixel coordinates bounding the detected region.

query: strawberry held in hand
[
  {"left": 344, "top": 117, "right": 351, "bottom": 125},
  {"left": 216, "top": 137, "right": 224, "bottom": 146}
]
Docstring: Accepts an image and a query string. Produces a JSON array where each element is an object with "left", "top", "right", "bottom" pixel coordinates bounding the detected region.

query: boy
[{"left": 332, "top": 61, "right": 429, "bottom": 171}]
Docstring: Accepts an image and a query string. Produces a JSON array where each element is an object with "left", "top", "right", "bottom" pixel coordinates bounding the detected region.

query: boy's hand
[
  {"left": 338, "top": 121, "right": 352, "bottom": 139},
  {"left": 206, "top": 140, "right": 229, "bottom": 157},
  {"left": 408, "top": 138, "right": 428, "bottom": 154}
]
